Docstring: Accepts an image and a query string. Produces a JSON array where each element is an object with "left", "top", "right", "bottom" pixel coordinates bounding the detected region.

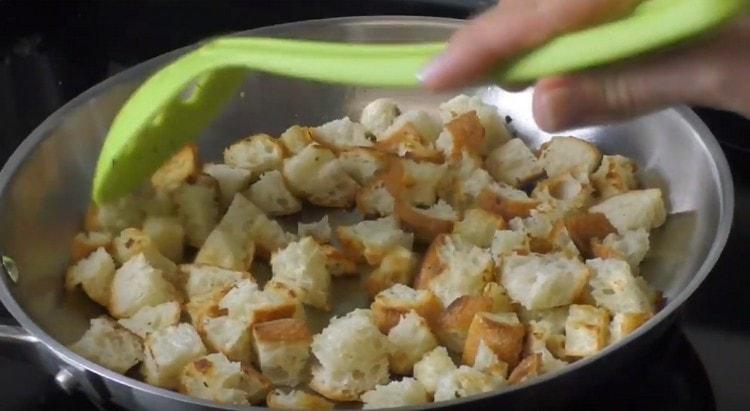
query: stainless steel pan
[{"left": 0, "top": 16, "right": 734, "bottom": 411}]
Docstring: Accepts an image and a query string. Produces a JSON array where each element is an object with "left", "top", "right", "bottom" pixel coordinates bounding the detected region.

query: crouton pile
[{"left": 66, "top": 94, "right": 667, "bottom": 408}]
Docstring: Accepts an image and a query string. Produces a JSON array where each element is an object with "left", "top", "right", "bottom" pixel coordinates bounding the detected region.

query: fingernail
[
  {"left": 418, "top": 52, "right": 451, "bottom": 87},
  {"left": 534, "top": 84, "right": 573, "bottom": 132}
]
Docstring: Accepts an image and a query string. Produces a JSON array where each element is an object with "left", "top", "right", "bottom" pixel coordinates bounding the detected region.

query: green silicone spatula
[{"left": 92, "top": 0, "right": 747, "bottom": 204}]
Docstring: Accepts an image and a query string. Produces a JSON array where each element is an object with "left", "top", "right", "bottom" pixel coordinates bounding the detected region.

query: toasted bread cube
[
  {"left": 337, "top": 216, "right": 413, "bottom": 265},
  {"left": 396, "top": 199, "right": 458, "bottom": 243},
  {"left": 356, "top": 178, "right": 395, "bottom": 217},
  {"left": 365, "top": 247, "right": 417, "bottom": 297},
  {"left": 181, "top": 264, "right": 250, "bottom": 299},
  {"left": 433, "top": 365, "right": 505, "bottom": 401},
  {"left": 219, "top": 279, "right": 303, "bottom": 326},
  {"left": 435, "top": 295, "right": 493, "bottom": 353},
  {"left": 589, "top": 188, "right": 666, "bottom": 233},
  {"left": 150, "top": 144, "right": 199, "bottom": 193},
  {"left": 252, "top": 318, "right": 312, "bottom": 386},
  {"left": 564, "top": 304, "right": 610, "bottom": 357},
  {"left": 140, "top": 187, "right": 177, "bottom": 217},
  {"left": 321, "top": 244, "right": 358, "bottom": 277},
  {"left": 174, "top": 180, "right": 220, "bottom": 248},
  {"left": 196, "top": 194, "right": 263, "bottom": 271},
  {"left": 339, "top": 148, "right": 388, "bottom": 186},
  {"left": 436, "top": 111, "right": 486, "bottom": 161},
  {"left": 463, "top": 311, "right": 525, "bottom": 369},
  {"left": 109, "top": 254, "right": 180, "bottom": 319},
  {"left": 476, "top": 181, "right": 540, "bottom": 220},
  {"left": 609, "top": 312, "right": 651, "bottom": 344},
  {"left": 361, "top": 378, "right": 430, "bottom": 408},
  {"left": 112, "top": 228, "right": 178, "bottom": 278},
  {"left": 371, "top": 284, "right": 443, "bottom": 333},
  {"left": 252, "top": 214, "right": 298, "bottom": 259},
  {"left": 245, "top": 170, "right": 302, "bottom": 216},
  {"left": 65, "top": 247, "right": 116, "bottom": 307},
  {"left": 224, "top": 134, "right": 285, "bottom": 176},
  {"left": 387, "top": 311, "right": 439, "bottom": 375},
  {"left": 297, "top": 215, "right": 332, "bottom": 243},
  {"left": 312, "top": 117, "right": 373, "bottom": 150},
  {"left": 282, "top": 144, "right": 336, "bottom": 196},
  {"left": 482, "top": 282, "right": 514, "bottom": 313},
  {"left": 375, "top": 120, "right": 442, "bottom": 162},
  {"left": 525, "top": 318, "right": 567, "bottom": 360},
  {"left": 266, "top": 389, "right": 334, "bottom": 410},
  {"left": 564, "top": 212, "right": 618, "bottom": 256},
  {"left": 142, "top": 323, "right": 207, "bottom": 389},
  {"left": 587, "top": 258, "right": 655, "bottom": 314},
  {"left": 310, "top": 309, "right": 390, "bottom": 401},
  {"left": 69, "top": 317, "right": 143, "bottom": 374},
  {"left": 70, "top": 231, "right": 112, "bottom": 263},
  {"left": 591, "top": 155, "right": 638, "bottom": 199},
  {"left": 179, "top": 353, "right": 271, "bottom": 405},
  {"left": 141, "top": 216, "right": 185, "bottom": 263},
  {"left": 439, "top": 94, "right": 511, "bottom": 154},
  {"left": 270, "top": 237, "right": 331, "bottom": 310},
  {"left": 391, "top": 159, "right": 447, "bottom": 207},
  {"left": 472, "top": 341, "right": 509, "bottom": 380},
  {"left": 592, "top": 229, "right": 650, "bottom": 270},
  {"left": 117, "top": 301, "right": 181, "bottom": 339},
  {"left": 539, "top": 136, "right": 602, "bottom": 178},
  {"left": 203, "top": 315, "right": 254, "bottom": 363},
  {"left": 532, "top": 172, "right": 595, "bottom": 216},
  {"left": 413, "top": 346, "right": 457, "bottom": 394},
  {"left": 308, "top": 160, "right": 362, "bottom": 208},
  {"left": 86, "top": 195, "right": 144, "bottom": 234},
  {"left": 490, "top": 230, "right": 530, "bottom": 266},
  {"left": 384, "top": 110, "right": 442, "bottom": 143},
  {"left": 185, "top": 288, "right": 225, "bottom": 333},
  {"left": 453, "top": 208, "right": 507, "bottom": 248},
  {"left": 360, "top": 98, "right": 401, "bottom": 136},
  {"left": 507, "top": 353, "right": 542, "bottom": 385},
  {"left": 279, "top": 125, "right": 314, "bottom": 155},
  {"left": 486, "top": 138, "right": 544, "bottom": 187},
  {"left": 203, "top": 163, "right": 254, "bottom": 208},
  {"left": 500, "top": 253, "right": 589, "bottom": 310}
]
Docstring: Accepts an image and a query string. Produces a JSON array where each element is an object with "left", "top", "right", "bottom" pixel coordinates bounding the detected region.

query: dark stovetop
[{"left": 2, "top": 1, "right": 749, "bottom": 410}]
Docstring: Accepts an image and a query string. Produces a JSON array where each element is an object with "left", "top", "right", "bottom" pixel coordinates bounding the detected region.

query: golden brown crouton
[
  {"left": 564, "top": 304, "right": 610, "bottom": 358},
  {"left": 463, "top": 312, "right": 525, "bottom": 368},
  {"left": 365, "top": 247, "right": 417, "bottom": 297},
  {"left": 371, "top": 284, "right": 443, "bottom": 333},
  {"left": 591, "top": 155, "right": 638, "bottom": 199},
  {"left": 150, "top": 144, "right": 199, "bottom": 193},
  {"left": 71, "top": 231, "right": 113, "bottom": 263},
  {"left": 539, "top": 136, "right": 602, "bottom": 178},
  {"left": 508, "top": 353, "right": 542, "bottom": 385},
  {"left": 564, "top": 212, "right": 618, "bottom": 257},
  {"left": 252, "top": 318, "right": 312, "bottom": 387},
  {"left": 435, "top": 295, "right": 493, "bottom": 353}
]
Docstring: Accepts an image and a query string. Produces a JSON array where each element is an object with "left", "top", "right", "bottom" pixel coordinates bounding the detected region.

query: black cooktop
[{"left": 2, "top": 1, "right": 749, "bottom": 410}]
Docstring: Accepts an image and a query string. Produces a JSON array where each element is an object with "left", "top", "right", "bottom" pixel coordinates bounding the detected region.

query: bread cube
[
  {"left": 413, "top": 346, "right": 457, "bottom": 394},
  {"left": 564, "top": 212, "right": 618, "bottom": 256},
  {"left": 140, "top": 187, "right": 177, "bottom": 217},
  {"left": 500, "top": 253, "right": 589, "bottom": 310},
  {"left": 490, "top": 230, "right": 530, "bottom": 266},
  {"left": 336, "top": 216, "right": 413, "bottom": 265},
  {"left": 524, "top": 316, "right": 567, "bottom": 360},
  {"left": 375, "top": 111, "right": 443, "bottom": 161},
  {"left": 297, "top": 215, "right": 332, "bottom": 243},
  {"left": 564, "top": 304, "right": 610, "bottom": 357},
  {"left": 387, "top": 311, "right": 438, "bottom": 375},
  {"left": 150, "top": 144, "right": 199, "bottom": 193},
  {"left": 609, "top": 312, "right": 651, "bottom": 344},
  {"left": 85, "top": 195, "right": 144, "bottom": 234},
  {"left": 185, "top": 288, "right": 225, "bottom": 333},
  {"left": 477, "top": 181, "right": 540, "bottom": 220},
  {"left": 321, "top": 244, "right": 358, "bottom": 277},
  {"left": 435, "top": 295, "right": 493, "bottom": 353},
  {"left": 282, "top": 144, "right": 336, "bottom": 195},
  {"left": 284, "top": 145, "right": 361, "bottom": 208},
  {"left": 142, "top": 216, "right": 185, "bottom": 263},
  {"left": 539, "top": 136, "right": 602, "bottom": 178},
  {"left": 179, "top": 353, "right": 271, "bottom": 405},
  {"left": 245, "top": 170, "right": 302, "bottom": 216},
  {"left": 69, "top": 317, "right": 143, "bottom": 374},
  {"left": 441, "top": 157, "right": 496, "bottom": 211},
  {"left": 65, "top": 247, "right": 116, "bottom": 307},
  {"left": 387, "top": 158, "right": 447, "bottom": 207},
  {"left": 338, "top": 148, "right": 388, "bottom": 185},
  {"left": 252, "top": 214, "right": 298, "bottom": 259},
  {"left": 117, "top": 301, "right": 181, "bottom": 338},
  {"left": 451, "top": 209, "right": 506, "bottom": 249},
  {"left": 507, "top": 353, "right": 541, "bottom": 385},
  {"left": 312, "top": 117, "right": 373, "bottom": 150},
  {"left": 588, "top": 188, "right": 667, "bottom": 233},
  {"left": 224, "top": 134, "right": 285, "bottom": 176},
  {"left": 482, "top": 282, "right": 514, "bottom": 313},
  {"left": 365, "top": 246, "right": 417, "bottom": 297},
  {"left": 279, "top": 125, "right": 314, "bottom": 155},
  {"left": 439, "top": 94, "right": 511, "bottom": 154},
  {"left": 385, "top": 110, "right": 442, "bottom": 143},
  {"left": 361, "top": 378, "right": 430, "bottom": 408},
  {"left": 203, "top": 163, "right": 254, "bottom": 208},
  {"left": 486, "top": 138, "right": 544, "bottom": 187},
  {"left": 586, "top": 258, "right": 655, "bottom": 314},
  {"left": 109, "top": 254, "right": 180, "bottom": 319},
  {"left": 532, "top": 172, "right": 595, "bottom": 216},
  {"left": 270, "top": 237, "right": 331, "bottom": 310},
  {"left": 182, "top": 264, "right": 249, "bottom": 299},
  {"left": 112, "top": 228, "right": 177, "bottom": 276},
  {"left": 174, "top": 179, "right": 220, "bottom": 248},
  {"left": 196, "top": 193, "right": 263, "bottom": 270},
  {"left": 142, "top": 323, "right": 207, "bottom": 389},
  {"left": 395, "top": 199, "right": 457, "bottom": 243},
  {"left": 252, "top": 318, "right": 312, "bottom": 386},
  {"left": 436, "top": 111, "right": 486, "bottom": 161},
  {"left": 266, "top": 389, "right": 334, "bottom": 410},
  {"left": 70, "top": 231, "right": 112, "bottom": 263},
  {"left": 310, "top": 309, "right": 390, "bottom": 401},
  {"left": 202, "top": 315, "right": 254, "bottom": 363},
  {"left": 472, "top": 340, "right": 509, "bottom": 380},
  {"left": 356, "top": 178, "right": 395, "bottom": 217},
  {"left": 592, "top": 229, "right": 650, "bottom": 270},
  {"left": 371, "top": 284, "right": 442, "bottom": 333},
  {"left": 463, "top": 312, "right": 525, "bottom": 368},
  {"left": 219, "top": 279, "right": 303, "bottom": 325},
  {"left": 433, "top": 365, "right": 505, "bottom": 401},
  {"left": 360, "top": 97, "right": 401, "bottom": 136},
  {"left": 591, "top": 155, "right": 638, "bottom": 199}
]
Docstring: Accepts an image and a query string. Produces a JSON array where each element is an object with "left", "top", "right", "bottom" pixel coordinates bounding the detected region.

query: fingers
[
  {"left": 421, "top": 0, "right": 644, "bottom": 91},
  {"left": 532, "top": 18, "right": 750, "bottom": 131}
]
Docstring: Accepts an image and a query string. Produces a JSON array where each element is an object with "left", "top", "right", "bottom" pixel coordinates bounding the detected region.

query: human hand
[{"left": 420, "top": 0, "right": 750, "bottom": 132}]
